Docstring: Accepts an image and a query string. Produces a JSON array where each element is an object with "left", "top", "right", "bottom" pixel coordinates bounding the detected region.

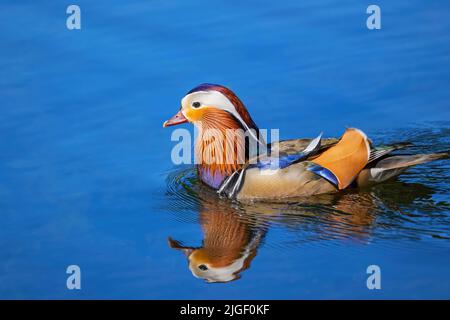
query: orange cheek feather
[{"left": 183, "top": 107, "right": 207, "bottom": 122}]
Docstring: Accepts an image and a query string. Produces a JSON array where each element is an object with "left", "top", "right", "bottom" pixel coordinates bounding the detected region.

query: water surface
[{"left": 0, "top": 0, "right": 449, "bottom": 299}]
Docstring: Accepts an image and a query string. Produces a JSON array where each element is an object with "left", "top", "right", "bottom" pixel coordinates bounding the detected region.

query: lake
[{"left": 0, "top": 0, "right": 449, "bottom": 299}]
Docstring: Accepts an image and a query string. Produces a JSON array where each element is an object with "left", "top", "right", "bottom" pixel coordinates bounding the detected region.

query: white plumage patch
[{"left": 181, "top": 90, "right": 260, "bottom": 143}]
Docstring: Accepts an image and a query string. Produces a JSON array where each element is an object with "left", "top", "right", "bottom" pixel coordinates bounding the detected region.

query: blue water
[{"left": 1, "top": 0, "right": 450, "bottom": 299}]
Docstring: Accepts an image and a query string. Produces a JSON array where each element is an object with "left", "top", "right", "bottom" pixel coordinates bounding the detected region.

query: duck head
[{"left": 163, "top": 84, "right": 265, "bottom": 188}]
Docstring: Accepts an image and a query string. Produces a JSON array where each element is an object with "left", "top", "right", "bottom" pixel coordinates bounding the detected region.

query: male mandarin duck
[{"left": 163, "top": 84, "right": 447, "bottom": 201}]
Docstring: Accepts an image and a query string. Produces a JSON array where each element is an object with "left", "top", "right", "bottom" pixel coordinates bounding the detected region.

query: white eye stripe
[{"left": 181, "top": 90, "right": 262, "bottom": 145}]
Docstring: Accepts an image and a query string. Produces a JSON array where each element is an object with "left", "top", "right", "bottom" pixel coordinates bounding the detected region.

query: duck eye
[
  {"left": 198, "top": 264, "right": 208, "bottom": 271},
  {"left": 192, "top": 102, "right": 201, "bottom": 108}
]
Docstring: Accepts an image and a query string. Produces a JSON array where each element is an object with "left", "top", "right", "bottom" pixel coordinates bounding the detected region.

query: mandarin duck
[{"left": 163, "top": 84, "right": 447, "bottom": 201}]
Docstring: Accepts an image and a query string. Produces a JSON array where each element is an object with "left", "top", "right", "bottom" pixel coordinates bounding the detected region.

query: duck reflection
[
  {"left": 169, "top": 201, "right": 267, "bottom": 283},
  {"left": 166, "top": 168, "right": 437, "bottom": 283}
]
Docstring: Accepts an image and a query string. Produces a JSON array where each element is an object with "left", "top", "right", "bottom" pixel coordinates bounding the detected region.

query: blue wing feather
[
  {"left": 254, "top": 153, "right": 309, "bottom": 170},
  {"left": 307, "top": 165, "right": 339, "bottom": 187}
]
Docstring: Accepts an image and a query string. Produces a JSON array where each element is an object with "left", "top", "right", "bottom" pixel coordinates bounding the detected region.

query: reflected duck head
[
  {"left": 168, "top": 209, "right": 264, "bottom": 283},
  {"left": 169, "top": 238, "right": 256, "bottom": 283}
]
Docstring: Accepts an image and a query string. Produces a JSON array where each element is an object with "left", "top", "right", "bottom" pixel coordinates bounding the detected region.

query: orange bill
[{"left": 163, "top": 110, "right": 188, "bottom": 127}]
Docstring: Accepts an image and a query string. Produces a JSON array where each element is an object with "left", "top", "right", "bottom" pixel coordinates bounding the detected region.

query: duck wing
[
  {"left": 218, "top": 134, "right": 336, "bottom": 198},
  {"left": 220, "top": 129, "right": 372, "bottom": 199},
  {"left": 308, "top": 128, "right": 371, "bottom": 189},
  {"left": 357, "top": 152, "right": 448, "bottom": 187},
  {"left": 368, "top": 142, "right": 413, "bottom": 163},
  {"left": 269, "top": 136, "right": 338, "bottom": 156}
]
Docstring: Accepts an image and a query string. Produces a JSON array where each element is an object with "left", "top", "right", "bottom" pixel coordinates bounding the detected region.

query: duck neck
[{"left": 194, "top": 110, "right": 262, "bottom": 189}]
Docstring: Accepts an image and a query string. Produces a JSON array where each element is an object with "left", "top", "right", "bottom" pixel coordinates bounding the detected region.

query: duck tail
[{"left": 356, "top": 152, "right": 448, "bottom": 187}]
